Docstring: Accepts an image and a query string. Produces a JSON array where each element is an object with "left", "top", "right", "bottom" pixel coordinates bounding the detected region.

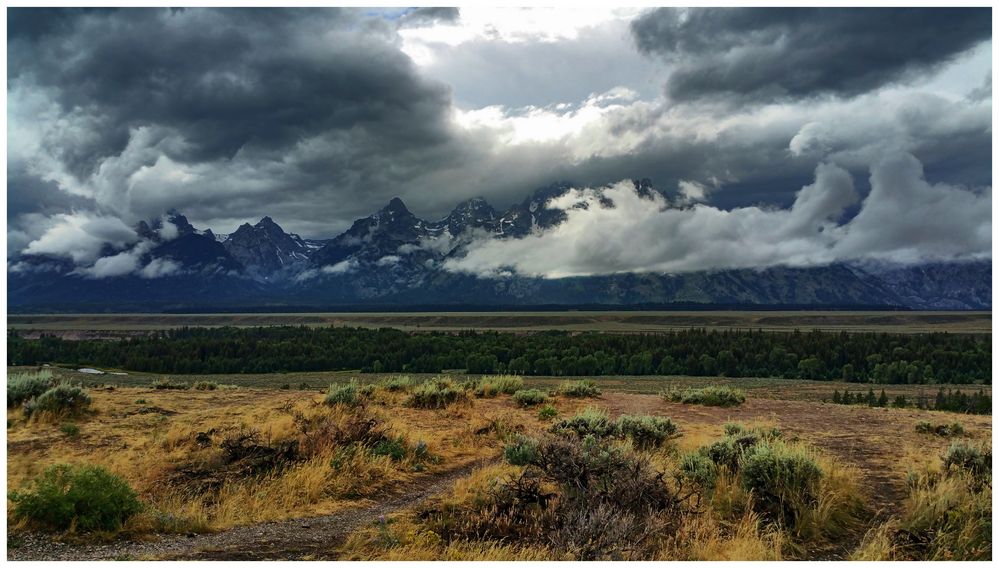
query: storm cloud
[
  {"left": 8, "top": 7, "right": 461, "bottom": 226},
  {"left": 631, "top": 7, "right": 991, "bottom": 102},
  {"left": 6, "top": 7, "right": 992, "bottom": 278}
]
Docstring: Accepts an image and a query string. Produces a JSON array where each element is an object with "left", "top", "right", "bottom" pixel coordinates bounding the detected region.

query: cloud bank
[
  {"left": 631, "top": 7, "right": 991, "bottom": 103},
  {"left": 6, "top": 7, "right": 991, "bottom": 279},
  {"left": 445, "top": 153, "right": 990, "bottom": 278}
]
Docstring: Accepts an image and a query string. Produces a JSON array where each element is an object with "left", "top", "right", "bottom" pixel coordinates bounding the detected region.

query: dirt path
[{"left": 7, "top": 459, "right": 493, "bottom": 561}]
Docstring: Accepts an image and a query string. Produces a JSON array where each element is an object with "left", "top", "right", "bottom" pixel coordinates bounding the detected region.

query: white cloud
[
  {"left": 399, "top": 7, "right": 641, "bottom": 65},
  {"left": 321, "top": 259, "right": 358, "bottom": 274},
  {"left": 77, "top": 249, "right": 142, "bottom": 278},
  {"left": 139, "top": 257, "right": 183, "bottom": 279},
  {"left": 444, "top": 152, "right": 988, "bottom": 278},
  {"left": 23, "top": 212, "right": 138, "bottom": 264},
  {"left": 788, "top": 122, "right": 831, "bottom": 157},
  {"left": 833, "top": 153, "right": 992, "bottom": 262},
  {"left": 375, "top": 255, "right": 402, "bottom": 266},
  {"left": 158, "top": 218, "right": 179, "bottom": 241},
  {"left": 677, "top": 179, "right": 714, "bottom": 204}
]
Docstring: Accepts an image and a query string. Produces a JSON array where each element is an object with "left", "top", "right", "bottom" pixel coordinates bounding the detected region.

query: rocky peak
[
  {"left": 136, "top": 209, "right": 197, "bottom": 241},
  {"left": 164, "top": 209, "right": 197, "bottom": 236},
  {"left": 222, "top": 216, "right": 310, "bottom": 278},
  {"left": 379, "top": 197, "right": 413, "bottom": 218},
  {"left": 445, "top": 197, "right": 498, "bottom": 235}
]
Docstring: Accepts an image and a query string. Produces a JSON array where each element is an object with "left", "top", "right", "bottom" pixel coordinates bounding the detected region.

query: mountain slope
[
  {"left": 6, "top": 186, "right": 992, "bottom": 312},
  {"left": 223, "top": 217, "right": 312, "bottom": 279}
]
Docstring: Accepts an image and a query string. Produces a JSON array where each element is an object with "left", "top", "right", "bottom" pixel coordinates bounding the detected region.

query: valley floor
[
  {"left": 8, "top": 309, "right": 993, "bottom": 334},
  {"left": 6, "top": 374, "right": 992, "bottom": 560}
]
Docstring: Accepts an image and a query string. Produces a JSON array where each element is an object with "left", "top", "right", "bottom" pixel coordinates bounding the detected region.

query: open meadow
[
  {"left": 6, "top": 367, "right": 992, "bottom": 560},
  {"left": 6, "top": 316, "right": 992, "bottom": 560}
]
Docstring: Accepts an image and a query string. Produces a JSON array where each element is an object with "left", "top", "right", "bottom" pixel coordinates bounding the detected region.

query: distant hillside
[{"left": 8, "top": 186, "right": 991, "bottom": 312}]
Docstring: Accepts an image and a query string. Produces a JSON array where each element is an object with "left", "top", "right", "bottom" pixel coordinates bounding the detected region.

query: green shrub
[
  {"left": 151, "top": 378, "right": 188, "bottom": 390},
  {"left": 325, "top": 381, "right": 360, "bottom": 407},
  {"left": 511, "top": 388, "right": 547, "bottom": 407},
  {"left": 942, "top": 442, "right": 991, "bottom": 479},
  {"left": 663, "top": 386, "right": 746, "bottom": 407},
  {"left": 723, "top": 422, "right": 782, "bottom": 439},
  {"left": 371, "top": 436, "right": 408, "bottom": 462},
  {"left": 381, "top": 376, "right": 413, "bottom": 392},
  {"left": 723, "top": 422, "right": 744, "bottom": 436},
  {"left": 616, "top": 414, "right": 680, "bottom": 449},
  {"left": 701, "top": 438, "right": 742, "bottom": 470},
  {"left": 23, "top": 384, "right": 92, "bottom": 418},
  {"left": 413, "top": 440, "right": 431, "bottom": 461},
  {"left": 280, "top": 383, "right": 291, "bottom": 390},
  {"left": 537, "top": 405, "right": 559, "bottom": 421},
  {"left": 191, "top": 381, "right": 218, "bottom": 391},
  {"left": 679, "top": 452, "right": 718, "bottom": 489},
  {"left": 406, "top": 377, "right": 466, "bottom": 409},
  {"left": 60, "top": 423, "right": 80, "bottom": 437},
  {"left": 550, "top": 407, "right": 617, "bottom": 438},
  {"left": 475, "top": 375, "right": 524, "bottom": 398},
  {"left": 915, "top": 421, "right": 965, "bottom": 437},
  {"left": 556, "top": 379, "right": 601, "bottom": 398},
  {"left": 740, "top": 441, "right": 823, "bottom": 525},
  {"left": 697, "top": 424, "right": 783, "bottom": 471},
  {"left": 8, "top": 464, "right": 143, "bottom": 532},
  {"left": 358, "top": 383, "right": 377, "bottom": 398},
  {"left": 134, "top": 399, "right": 147, "bottom": 405},
  {"left": 504, "top": 435, "right": 540, "bottom": 466},
  {"left": 7, "top": 371, "right": 53, "bottom": 407}
]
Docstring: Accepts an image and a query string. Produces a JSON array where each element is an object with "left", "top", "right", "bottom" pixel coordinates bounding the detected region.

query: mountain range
[{"left": 8, "top": 182, "right": 992, "bottom": 312}]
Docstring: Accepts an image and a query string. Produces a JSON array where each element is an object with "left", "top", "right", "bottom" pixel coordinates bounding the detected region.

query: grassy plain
[
  {"left": 6, "top": 309, "right": 992, "bottom": 560},
  {"left": 6, "top": 369, "right": 992, "bottom": 560},
  {"left": 8, "top": 310, "right": 993, "bottom": 334}
]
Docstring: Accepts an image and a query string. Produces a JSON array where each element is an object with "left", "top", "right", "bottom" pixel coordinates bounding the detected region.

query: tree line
[
  {"left": 831, "top": 387, "right": 991, "bottom": 414},
  {"left": 7, "top": 326, "right": 990, "bottom": 384}
]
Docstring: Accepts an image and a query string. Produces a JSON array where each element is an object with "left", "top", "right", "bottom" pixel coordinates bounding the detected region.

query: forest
[{"left": 7, "top": 326, "right": 990, "bottom": 384}]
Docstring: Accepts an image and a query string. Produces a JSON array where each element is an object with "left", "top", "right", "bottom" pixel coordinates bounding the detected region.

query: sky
[{"left": 6, "top": 6, "right": 994, "bottom": 278}]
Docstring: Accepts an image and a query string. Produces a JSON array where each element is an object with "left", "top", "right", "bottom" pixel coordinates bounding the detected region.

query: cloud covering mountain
[
  {"left": 7, "top": 7, "right": 992, "bottom": 282},
  {"left": 445, "top": 153, "right": 990, "bottom": 277}
]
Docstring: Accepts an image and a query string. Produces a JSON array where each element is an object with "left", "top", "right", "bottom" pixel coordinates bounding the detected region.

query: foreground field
[
  {"left": 6, "top": 374, "right": 991, "bottom": 560},
  {"left": 8, "top": 310, "right": 992, "bottom": 334}
]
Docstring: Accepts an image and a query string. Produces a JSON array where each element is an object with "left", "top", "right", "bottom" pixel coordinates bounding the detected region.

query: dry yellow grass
[
  {"left": 337, "top": 513, "right": 552, "bottom": 560},
  {"left": 7, "top": 377, "right": 991, "bottom": 560},
  {"left": 6, "top": 385, "right": 540, "bottom": 533}
]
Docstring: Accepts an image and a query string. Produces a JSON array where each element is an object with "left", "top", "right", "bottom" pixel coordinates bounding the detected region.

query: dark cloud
[
  {"left": 7, "top": 7, "right": 116, "bottom": 40},
  {"left": 398, "top": 7, "right": 460, "bottom": 28},
  {"left": 631, "top": 7, "right": 991, "bottom": 102},
  {"left": 7, "top": 166, "right": 94, "bottom": 219},
  {"left": 6, "top": 4, "right": 991, "bottom": 274},
  {"left": 8, "top": 8, "right": 453, "bottom": 176}
]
